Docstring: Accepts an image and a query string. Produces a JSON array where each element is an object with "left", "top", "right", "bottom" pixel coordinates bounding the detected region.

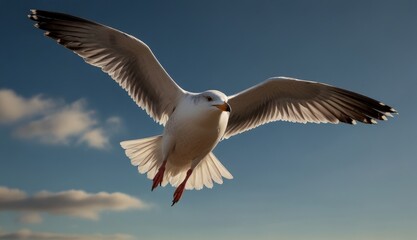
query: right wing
[{"left": 29, "top": 9, "right": 185, "bottom": 125}]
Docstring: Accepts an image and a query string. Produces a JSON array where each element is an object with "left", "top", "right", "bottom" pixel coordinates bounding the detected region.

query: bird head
[{"left": 200, "top": 90, "right": 231, "bottom": 113}]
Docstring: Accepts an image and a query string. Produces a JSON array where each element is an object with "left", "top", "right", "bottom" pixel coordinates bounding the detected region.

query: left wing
[{"left": 224, "top": 77, "right": 397, "bottom": 139}]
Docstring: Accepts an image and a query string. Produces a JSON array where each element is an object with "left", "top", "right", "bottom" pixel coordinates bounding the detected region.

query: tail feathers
[
  {"left": 120, "top": 135, "right": 163, "bottom": 180},
  {"left": 121, "top": 137, "right": 233, "bottom": 191},
  {"left": 160, "top": 152, "right": 233, "bottom": 190},
  {"left": 184, "top": 152, "right": 233, "bottom": 190}
]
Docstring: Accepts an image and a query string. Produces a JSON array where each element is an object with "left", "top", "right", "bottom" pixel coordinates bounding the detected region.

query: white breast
[{"left": 162, "top": 95, "right": 229, "bottom": 168}]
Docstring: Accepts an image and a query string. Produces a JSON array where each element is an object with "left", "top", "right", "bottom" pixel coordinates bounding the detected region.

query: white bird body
[
  {"left": 119, "top": 91, "right": 233, "bottom": 197},
  {"left": 162, "top": 93, "right": 229, "bottom": 170},
  {"left": 29, "top": 9, "right": 397, "bottom": 205}
]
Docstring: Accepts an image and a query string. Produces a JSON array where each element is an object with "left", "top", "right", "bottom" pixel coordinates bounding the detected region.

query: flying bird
[{"left": 29, "top": 9, "right": 397, "bottom": 205}]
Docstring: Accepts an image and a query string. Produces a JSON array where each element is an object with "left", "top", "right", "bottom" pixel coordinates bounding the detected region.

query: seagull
[{"left": 29, "top": 9, "right": 397, "bottom": 205}]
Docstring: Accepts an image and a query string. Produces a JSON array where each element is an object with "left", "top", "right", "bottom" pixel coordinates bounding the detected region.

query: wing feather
[
  {"left": 224, "top": 77, "right": 397, "bottom": 139},
  {"left": 29, "top": 10, "right": 185, "bottom": 125}
]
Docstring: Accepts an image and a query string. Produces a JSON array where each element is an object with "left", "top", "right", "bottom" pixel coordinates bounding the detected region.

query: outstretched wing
[
  {"left": 224, "top": 77, "right": 397, "bottom": 139},
  {"left": 29, "top": 9, "right": 185, "bottom": 125}
]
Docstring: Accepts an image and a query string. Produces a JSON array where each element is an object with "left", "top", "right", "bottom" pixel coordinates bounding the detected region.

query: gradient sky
[{"left": 1, "top": 0, "right": 416, "bottom": 239}]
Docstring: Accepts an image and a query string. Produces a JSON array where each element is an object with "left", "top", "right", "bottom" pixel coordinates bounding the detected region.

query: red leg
[
  {"left": 151, "top": 160, "right": 167, "bottom": 191},
  {"left": 172, "top": 169, "right": 193, "bottom": 206}
]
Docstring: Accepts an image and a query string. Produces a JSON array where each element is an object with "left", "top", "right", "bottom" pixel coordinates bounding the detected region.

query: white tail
[
  {"left": 120, "top": 136, "right": 233, "bottom": 190},
  {"left": 168, "top": 152, "right": 233, "bottom": 190},
  {"left": 120, "top": 135, "right": 164, "bottom": 180}
]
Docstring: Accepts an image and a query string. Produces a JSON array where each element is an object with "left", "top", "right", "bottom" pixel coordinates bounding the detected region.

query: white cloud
[
  {"left": 0, "top": 186, "right": 149, "bottom": 222},
  {"left": 0, "top": 88, "right": 123, "bottom": 149},
  {"left": 79, "top": 128, "right": 109, "bottom": 149},
  {"left": 18, "top": 212, "right": 43, "bottom": 224},
  {"left": 0, "top": 89, "right": 55, "bottom": 124},
  {"left": 0, "top": 186, "right": 27, "bottom": 202},
  {"left": 14, "top": 100, "right": 97, "bottom": 145},
  {"left": 106, "top": 116, "right": 122, "bottom": 126},
  {"left": 0, "top": 229, "right": 135, "bottom": 240}
]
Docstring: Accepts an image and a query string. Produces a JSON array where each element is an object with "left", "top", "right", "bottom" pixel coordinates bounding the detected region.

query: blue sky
[{"left": 1, "top": 0, "right": 416, "bottom": 239}]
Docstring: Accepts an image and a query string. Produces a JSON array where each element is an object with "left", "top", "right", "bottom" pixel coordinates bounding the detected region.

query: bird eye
[{"left": 205, "top": 96, "right": 213, "bottom": 102}]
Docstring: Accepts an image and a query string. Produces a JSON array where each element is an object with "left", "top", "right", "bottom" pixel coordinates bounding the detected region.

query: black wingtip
[
  {"left": 390, "top": 108, "right": 398, "bottom": 114},
  {"left": 28, "top": 9, "right": 36, "bottom": 16},
  {"left": 28, "top": 13, "right": 36, "bottom": 21},
  {"left": 28, "top": 9, "right": 96, "bottom": 25},
  {"left": 28, "top": 9, "right": 40, "bottom": 23}
]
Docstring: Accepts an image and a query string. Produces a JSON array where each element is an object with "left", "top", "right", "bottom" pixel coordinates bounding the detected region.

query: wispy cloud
[
  {"left": 13, "top": 99, "right": 111, "bottom": 148},
  {"left": 0, "top": 229, "right": 135, "bottom": 240},
  {"left": 79, "top": 128, "right": 110, "bottom": 149},
  {"left": 0, "top": 89, "right": 121, "bottom": 149},
  {"left": 0, "top": 186, "right": 27, "bottom": 201},
  {"left": 0, "top": 186, "right": 149, "bottom": 222},
  {"left": 18, "top": 212, "right": 43, "bottom": 224},
  {"left": 0, "top": 89, "right": 55, "bottom": 124},
  {"left": 14, "top": 100, "right": 96, "bottom": 144},
  {"left": 106, "top": 116, "right": 122, "bottom": 127}
]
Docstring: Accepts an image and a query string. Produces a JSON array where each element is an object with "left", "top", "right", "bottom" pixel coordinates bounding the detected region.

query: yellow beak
[{"left": 214, "top": 102, "right": 231, "bottom": 112}]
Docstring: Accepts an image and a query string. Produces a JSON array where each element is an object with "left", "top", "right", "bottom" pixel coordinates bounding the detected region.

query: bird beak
[{"left": 214, "top": 102, "right": 231, "bottom": 112}]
